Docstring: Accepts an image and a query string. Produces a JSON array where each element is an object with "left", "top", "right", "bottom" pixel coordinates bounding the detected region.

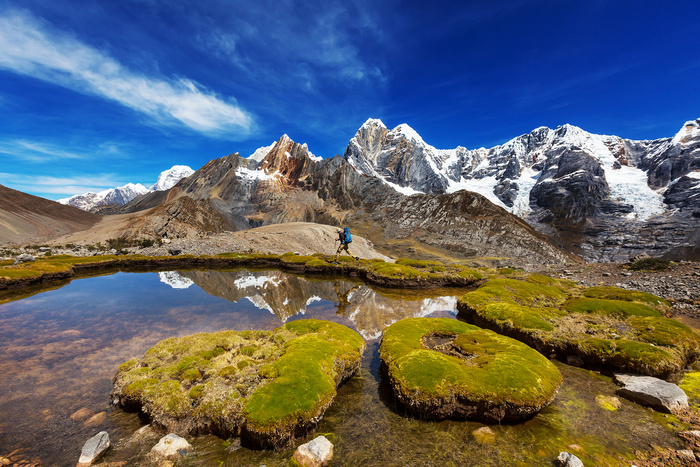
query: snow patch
[
  {"left": 393, "top": 123, "right": 424, "bottom": 143},
  {"left": 383, "top": 179, "right": 423, "bottom": 196},
  {"left": 158, "top": 271, "right": 194, "bottom": 289},
  {"left": 511, "top": 167, "right": 541, "bottom": 216},
  {"left": 605, "top": 165, "right": 665, "bottom": 221},
  {"left": 248, "top": 142, "right": 275, "bottom": 162},
  {"left": 234, "top": 274, "right": 281, "bottom": 289},
  {"left": 235, "top": 167, "right": 279, "bottom": 181},
  {"left": 306, "top": 296, "right": 322, "bottom": 306}
]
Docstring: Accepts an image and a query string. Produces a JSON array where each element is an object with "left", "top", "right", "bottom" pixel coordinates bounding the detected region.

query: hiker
[{"left": 335, "top": 226, "right": 359, "bottom": 262}]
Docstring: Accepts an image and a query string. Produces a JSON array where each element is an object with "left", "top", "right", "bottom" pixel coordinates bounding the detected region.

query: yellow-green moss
[
  {"left": 582, "top": 286, "right": 670, "bottom": 309},
  {"left": 457, "top": 276, "right": 699, "bottom": 378},
  {"left": 563, "top": 297, "right": 661, "bottom": 318},
  {"left": 379, "top": 317, "right": 561, "bottom": 422},
  {"left": 112, "top": 319, "right": 364, "bottom": 449}
]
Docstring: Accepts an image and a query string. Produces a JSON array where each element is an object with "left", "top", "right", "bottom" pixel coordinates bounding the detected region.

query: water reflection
[
  {"left": 168, "top": 269, "right": 460, "bottom": 339},
  {"left": 0, "top": 269, "right": 463, "bottom": 466}
]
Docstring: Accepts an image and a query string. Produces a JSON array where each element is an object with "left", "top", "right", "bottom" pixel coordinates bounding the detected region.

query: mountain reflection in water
[
  {"left": 0, "top": 268, "right": 465, "bottom": 466},
  {"left": 161, "top": 269, "right": 460, "bottom": 339}
]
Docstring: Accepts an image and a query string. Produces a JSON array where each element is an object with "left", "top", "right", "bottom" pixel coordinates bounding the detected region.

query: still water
[{"left": 0, "top": 268, "right": 682, "bottom": 466}]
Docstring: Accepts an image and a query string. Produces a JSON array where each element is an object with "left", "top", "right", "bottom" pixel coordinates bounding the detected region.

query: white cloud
[
  {"left": 0, "top": 9, "right": 254, "bottom": 138},
  {"left": 0, "top": 172, "right": 125, "bottom": 197},
  {"left": 0, "top": 140, "right": 85, "bottom": 162}
]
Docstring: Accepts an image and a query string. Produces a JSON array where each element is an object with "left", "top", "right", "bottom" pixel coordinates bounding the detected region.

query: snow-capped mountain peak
[
  {"left": 391, "top": 123, "right": 424, "bottom": 144},
  {"left": 672, "top": 119, "right": 700, "bottom": 146},
  {"left": 248, "top": 142, "right": 276, "bottom": 162},
  {"left": 58, "top": 183, "right": 149, "bottom": 211},
  {"left": 60, "top": 165, "right": 194, "bottom": 211},
  {"left": 150, "top": 165, "right": 194, "bottom": 191}
]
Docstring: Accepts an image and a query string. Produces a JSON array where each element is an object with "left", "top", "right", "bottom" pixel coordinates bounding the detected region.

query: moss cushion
[
  {"left": 379, "top": 317, "right": 562, "bottom": 422},
  {"left": 112, "top": 319, "right": 365, "bottom": 449},
  {"left": 457, "top": 277, "right": 699, "bottom": 378}
]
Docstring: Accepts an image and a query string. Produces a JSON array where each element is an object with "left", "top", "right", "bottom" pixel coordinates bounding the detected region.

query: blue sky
[{"left": 1, "top": 0, "right": 698, "bottom": 200}]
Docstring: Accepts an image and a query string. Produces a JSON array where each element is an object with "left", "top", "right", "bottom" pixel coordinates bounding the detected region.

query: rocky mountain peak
[
  {"left": 257, "top": 135, "right": 320, "bottom": 187},
  {"left": 672, "top": 119, "right": 700, "bottom": 146},
  {"left": 150, "top": 165, "right": 195, "bottom": 191}
]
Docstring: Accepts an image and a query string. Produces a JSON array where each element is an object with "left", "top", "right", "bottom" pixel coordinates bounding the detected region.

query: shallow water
[{"left": 0, "top": 268, "right": 682, "bottom": 466}]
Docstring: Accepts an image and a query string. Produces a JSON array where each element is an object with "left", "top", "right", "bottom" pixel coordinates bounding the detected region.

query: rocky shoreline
[{"left": 546, "top": 261, "right": 700, "bottom": 319}]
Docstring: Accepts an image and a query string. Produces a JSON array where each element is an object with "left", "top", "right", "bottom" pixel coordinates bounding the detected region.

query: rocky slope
[
  {"left": 111, "top": 134, "right": 575, "bottom": 266},
  {"left": 345, "top": 118, "right": 700, "bottom": 261},
  {"left": 0, "top": 184, "right": 99, "bottom": 244}
]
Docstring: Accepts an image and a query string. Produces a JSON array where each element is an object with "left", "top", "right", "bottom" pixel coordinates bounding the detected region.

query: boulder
[
  {"left": 168, "top": 249, "right": 182, "bottom": 256},
  {"left": 677, "top": 450, "right": 696, "bottom": 462},
  {"left": 557, "top": 451, "right": 584, "bottom": 467},
  {"left": 150, "top": 433, "right": 192, "bottom": 460},
  {"left": 292, "top": 436, "right": 333, "bottom": 467},
  {"left": 472, "top": 427, "right": 496, "bottom": 445},
  {"left": 13, "top": 253, "right": 35, "bottom": 265},
  {"left": 614, "top": 373, "right": 688, "bottom": 413},
  {"left": 77, "top": 431, "right": 110, "bottom": 466}
]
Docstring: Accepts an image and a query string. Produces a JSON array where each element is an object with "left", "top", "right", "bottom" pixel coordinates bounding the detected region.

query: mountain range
[
  {"left": 345, "top": 118, "right": 700, "bottom": 261},
  {"left": 57, "top": 165, "right": 194, "bottom": 212},
  {"left": 3, "top": 118, "right": 698, "bottom": 264}
]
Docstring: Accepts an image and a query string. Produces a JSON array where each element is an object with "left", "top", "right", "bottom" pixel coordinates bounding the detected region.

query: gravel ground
[{"left": 542, "top": 261, "right": 700, "bottom": 318}]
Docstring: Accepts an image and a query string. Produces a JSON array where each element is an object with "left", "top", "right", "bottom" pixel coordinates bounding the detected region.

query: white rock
[
  {"left": 292, "top": 435, "right": 333, "bottom": 467},
  {"left": 150, "top": 433, "right": 192, "bottom": 460},
  {"left": 13, "top": 253, "right": 35, "bottom": 265},
  {"left": 557, "top": 451, "right": 584, "bottom": 467},
  {"left": 78, "top": 431, "right": 110, "bottom": 465},
  {"left": 614, "top": 373, "right": 688, "bottom": 413}
]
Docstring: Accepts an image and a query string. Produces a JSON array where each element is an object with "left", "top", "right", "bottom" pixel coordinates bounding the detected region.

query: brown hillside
[{"left": 0, "top": 185, "right": 100, "bottom": 244}]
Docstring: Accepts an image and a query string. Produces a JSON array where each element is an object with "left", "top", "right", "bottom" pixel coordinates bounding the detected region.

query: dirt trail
[{"left": 49, "top": 222, "right": 394, "bottom": 262}]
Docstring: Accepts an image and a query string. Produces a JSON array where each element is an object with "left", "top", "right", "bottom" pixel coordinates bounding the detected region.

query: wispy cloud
[
  {"left": 0, "top": 172, "right": 126, "bottom": 197},
  {"left": 0, "top": 9, "right": 255, "bottom": 138},
  {"left": 0, "top": 140, "right": 86, "bottom": 162}
]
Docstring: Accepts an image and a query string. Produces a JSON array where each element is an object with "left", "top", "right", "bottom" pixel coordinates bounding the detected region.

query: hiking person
[{"left": 335, "top": 226, "right": 358, "bottom": 262}]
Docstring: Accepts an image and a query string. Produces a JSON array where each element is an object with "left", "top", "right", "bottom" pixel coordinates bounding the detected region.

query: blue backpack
[{"left": 343, "top": 227, "right": 352, "bottom": 243}]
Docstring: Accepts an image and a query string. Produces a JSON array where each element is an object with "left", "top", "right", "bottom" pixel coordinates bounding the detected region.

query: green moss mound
[
  {"left": 0, "top": 252, "right": 484, "bottom": 292},
  {"left": 457, "top": 277, "right": 700, "bottom": 378},
  {"left": 379, "top": 318, "right": 561, "bottom": 422},
  {"left": 112, "top": 319, "right": 364, "bottom": 449}
]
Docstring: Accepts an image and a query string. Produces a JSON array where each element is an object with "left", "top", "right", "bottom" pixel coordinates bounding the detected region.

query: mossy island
[
  {"left": 112, "top": 319, "right": 364, "bottom": 449},
  {"left": 457, "top": 276, "right": 700, "bottom": 378},
  {"left": 379, "top": 317, "right": 562, "bottom": 422}
]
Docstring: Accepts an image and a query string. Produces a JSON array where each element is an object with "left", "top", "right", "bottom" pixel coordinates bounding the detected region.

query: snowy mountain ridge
[
  {"left": 345, "top": 117, "right": 698, "bottom": 221},
  {"left": 59, "top": 164, "right": 194, "bottom": 211}
]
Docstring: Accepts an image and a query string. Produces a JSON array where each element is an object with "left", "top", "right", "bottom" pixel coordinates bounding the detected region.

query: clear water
[{"left": 0, "top": 268, "right": 682, "bottom": 466}]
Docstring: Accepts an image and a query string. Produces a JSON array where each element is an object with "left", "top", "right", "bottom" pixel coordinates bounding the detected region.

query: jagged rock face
[
  {"left": 119, "top": 134, "right": 574, "bottom": 265},
  {"left": 344, "top": 118, "right": 700, "bottom": 261}
]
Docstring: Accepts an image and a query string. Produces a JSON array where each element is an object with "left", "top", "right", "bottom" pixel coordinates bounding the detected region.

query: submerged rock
[
  {"left": 379, "top": 318, "right": 561, "bottom": 422},
  {"left": 77, "top": 431, "right": 110, "bottom": 466},
  {"left": 150, "top": 433, "right": 192, "bottom": 460},
  {"left": 614, "top": 373, "right": 689, "bottom": 413},
  {"left": 557, "top": 451, "right": 584, "bottom": 467},
  {"left": 292, "top": 435, "right": 333, "bottom": 467},
  {"left": 472, "top": 427, "right": 496, "bottom": 445},
  {"left": 83, "top": 411, "right": 107, "bottom": 427},
  {"left": 112, "top": 319, "right": 364, "bottom": 449}
]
